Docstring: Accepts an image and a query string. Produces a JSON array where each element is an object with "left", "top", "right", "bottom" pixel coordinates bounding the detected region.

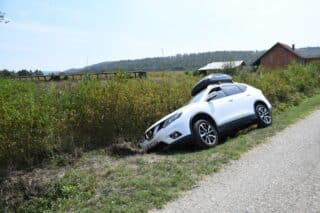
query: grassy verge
[{"left": 10, "top": 91, "right": 320, "bottom": 212}]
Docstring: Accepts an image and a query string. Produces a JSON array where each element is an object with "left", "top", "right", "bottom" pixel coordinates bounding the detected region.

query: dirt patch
[
  {"left": 0, "top": 166, "right": 65, "bottom": 211},
  {"left": 107, "top": 143, "right": 143, "bottom": 157}
]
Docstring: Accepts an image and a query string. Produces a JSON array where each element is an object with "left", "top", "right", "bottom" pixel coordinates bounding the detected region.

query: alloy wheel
[
  {"left": 198, "top": 121, "right": 217, "bottom": 145},
  {"left": 257, "top": 105, "right": 272, "bottom": 125}
]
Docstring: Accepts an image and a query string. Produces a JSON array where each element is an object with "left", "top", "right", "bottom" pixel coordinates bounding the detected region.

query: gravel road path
[{"left": 154, "top": 110, "right": 320, "bottom": 213}]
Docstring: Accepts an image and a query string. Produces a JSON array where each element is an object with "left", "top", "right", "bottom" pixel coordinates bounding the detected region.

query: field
[{"left": 1, "top": 62, "right": 320, "bottom": 211}]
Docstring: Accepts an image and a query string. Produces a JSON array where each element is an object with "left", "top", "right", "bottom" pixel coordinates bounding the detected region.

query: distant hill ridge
[{"left": 64, "top": 47, "right": 320, "bottom": 73}]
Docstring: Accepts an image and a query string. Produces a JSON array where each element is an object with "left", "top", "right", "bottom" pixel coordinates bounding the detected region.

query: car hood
[{"left": 144, "top": 104, "right": 195, "bottom": 133}]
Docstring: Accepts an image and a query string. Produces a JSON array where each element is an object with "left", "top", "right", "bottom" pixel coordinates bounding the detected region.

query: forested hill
[
  {"left": 65, "top": 47, "right": 320, "bottom": 73},
  {"left": 65, "top": 50, "right": 262, "bottom": 73}
]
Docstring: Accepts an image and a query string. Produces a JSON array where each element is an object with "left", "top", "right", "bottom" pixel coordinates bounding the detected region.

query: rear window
[{"left": 221, "top": 85, "right": 242, "bottom": 96}]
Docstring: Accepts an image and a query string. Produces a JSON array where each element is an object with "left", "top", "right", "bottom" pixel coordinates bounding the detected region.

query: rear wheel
[
  {"left": 193, "top": 119, "right": 219, "bottom": 148},
  {"left": 255, "top": 104, "right": 272, "bottom": 128}
]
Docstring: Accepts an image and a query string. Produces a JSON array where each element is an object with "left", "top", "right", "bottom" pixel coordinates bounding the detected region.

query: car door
[
  {"left": 220, "top": 84, "right": 248, "bottom": 122},
  {"left": 236, "top": 84, "right": 255, "bottom": 115},
  {"left": 207, "top": 87, "right": 233, "bottom": 126}
]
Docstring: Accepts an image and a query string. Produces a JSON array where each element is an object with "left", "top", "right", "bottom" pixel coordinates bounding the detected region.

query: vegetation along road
[
  {"left": 2, "top": 64, "right": 320, "bottom": 212},
  {"left": 155, "top": 110, "right": 320, "bottom": 213}
]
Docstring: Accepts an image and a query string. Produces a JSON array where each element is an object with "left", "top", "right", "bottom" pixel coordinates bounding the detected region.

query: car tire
[
  {"left": 193, "top": 119, "right": 219, "bottom": 148},
  {"left": 255, "top": 104, "right": 272, "bottom": 128}
]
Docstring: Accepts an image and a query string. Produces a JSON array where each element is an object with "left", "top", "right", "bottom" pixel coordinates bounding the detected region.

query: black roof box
[{"left": 191, "top": 73, "right": 232, "bottom": 96}]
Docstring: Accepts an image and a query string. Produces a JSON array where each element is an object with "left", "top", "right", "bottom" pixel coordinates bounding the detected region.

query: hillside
[
  {"left": 65, "top": 51, "right": 262, "bottom": 73},
  {"left": 65, "top": 47, "right": 320, "bottom": 73}
]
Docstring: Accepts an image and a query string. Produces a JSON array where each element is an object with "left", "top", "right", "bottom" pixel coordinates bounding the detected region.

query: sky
[{"left": 1, "top": 0, "right": 320, "bottom": 71}]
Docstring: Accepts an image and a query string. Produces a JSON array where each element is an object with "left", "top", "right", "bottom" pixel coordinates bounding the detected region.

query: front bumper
[{"left": 140, "top": 119, "right": 191, "bottom": 151}]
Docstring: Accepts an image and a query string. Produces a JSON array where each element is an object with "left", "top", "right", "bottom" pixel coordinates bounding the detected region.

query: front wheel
[
  {"left": 193, "top": 119, "right": 219, "bottom": 148},
  {"left": 255, "top": 104, "right": 272, "bottom": 128}
]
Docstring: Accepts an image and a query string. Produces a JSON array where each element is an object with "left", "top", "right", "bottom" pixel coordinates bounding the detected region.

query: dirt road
[{"left": 155, "top": 110, "right": 320, "bottom": 213}]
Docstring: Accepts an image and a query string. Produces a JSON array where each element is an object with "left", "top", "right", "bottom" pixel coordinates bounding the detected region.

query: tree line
[
  {"left": 65, "top": 51, "right": 261, "bottom": 74},
  {"left": 0, "top": 69, "right": 44, "bottom": 78},
  {"left": 65, "top": 47, "right": 320, "bottom": 74}
]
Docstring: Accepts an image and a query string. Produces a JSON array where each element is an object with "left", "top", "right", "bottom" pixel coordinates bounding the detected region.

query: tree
[
  {"left": 0, "top": 69, "right": 15, "bottom": 78},
  {"left": 33, "top": 70, "right": 44, "bottom": 76},
  {"left": 17, "top": 69, "right": 32, "bottom": 76}
]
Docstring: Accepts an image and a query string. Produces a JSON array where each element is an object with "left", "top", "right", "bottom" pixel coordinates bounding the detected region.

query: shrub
[
  {"left": 0, "top": 81, "right": 56, "bottom": 169},
  {"left": 0, "top": 63, "right": 320, "bottom": 171}
]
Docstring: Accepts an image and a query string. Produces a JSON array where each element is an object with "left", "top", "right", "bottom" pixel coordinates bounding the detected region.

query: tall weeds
[{"left": 0, "top": 62, "right": 320, "bottom": 171}]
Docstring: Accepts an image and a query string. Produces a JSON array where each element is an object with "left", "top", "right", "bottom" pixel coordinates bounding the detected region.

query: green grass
[{"left": 14, "top": 91, "right": 320, "bottom": 213}]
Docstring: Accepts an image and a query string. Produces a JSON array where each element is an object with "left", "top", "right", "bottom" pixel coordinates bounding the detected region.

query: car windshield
[{"left": 189, "top": 90, "right": 206, "bottom": 104}]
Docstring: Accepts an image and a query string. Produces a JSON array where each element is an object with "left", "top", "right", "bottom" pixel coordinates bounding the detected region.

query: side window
[
  {"left": 221, "top": 85, "right": 242, "bottom": 96},
  {"left": 208, "top": 88, "right": 226, "bottom": 100},
  {"left": 236, "top": 84, "right": 247, "bottom": 92}
]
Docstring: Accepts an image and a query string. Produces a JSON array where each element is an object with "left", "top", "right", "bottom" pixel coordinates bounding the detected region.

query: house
[
  {"left": 198, "top": 60, "right": 246, "bottom": 74},
  {"left": 252, "top": 42, "right": 320, "bottom": 68}
]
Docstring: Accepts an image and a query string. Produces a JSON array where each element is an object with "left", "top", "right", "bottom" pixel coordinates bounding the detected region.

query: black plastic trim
[{"left": 217, "top": 114, "right": 258, "bottom": 134}]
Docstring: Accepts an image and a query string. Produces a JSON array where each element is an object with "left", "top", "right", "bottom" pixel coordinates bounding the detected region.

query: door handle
[
  {"left": 228, "top": 99, "right": 233, "bottom": 102},
  {"left": 246, "top": 94, "right": 251, "bottom": 96}
]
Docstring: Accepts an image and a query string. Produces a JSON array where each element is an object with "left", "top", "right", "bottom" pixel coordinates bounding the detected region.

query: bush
[
  {"left": 1, "top": 63, "right": 320, "bottom": 172},
  {"left": 234, "top": 62, "right": 320, "bottom": 111},
  {"left": 0, "top": 81, "right": 56, "bottom": 169}
]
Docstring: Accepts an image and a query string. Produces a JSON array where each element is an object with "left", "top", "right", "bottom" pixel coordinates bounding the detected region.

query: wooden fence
[{"left": 14, "top": 71, "right": 147, "bottom": 81}]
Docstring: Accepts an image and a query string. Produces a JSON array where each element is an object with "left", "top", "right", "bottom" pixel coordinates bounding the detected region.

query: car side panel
[
  {"left": 224, "top": 92, "right": 250, "bottom": 122},
  {"left": 209, "top": 91, "right": 254, "bottom": 127},
  {"left": 208, "top": 96, "right": 235, "bottom": 126},
  {"left": 236, "top": 87, "right": 257, "bottom": 117}
]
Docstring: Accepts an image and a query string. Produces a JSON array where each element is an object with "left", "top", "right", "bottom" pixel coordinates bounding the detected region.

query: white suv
[{"left": 140, "top": 76, "right": 272, "bottom": 151}]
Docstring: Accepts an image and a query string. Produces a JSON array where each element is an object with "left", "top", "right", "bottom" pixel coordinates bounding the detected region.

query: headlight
[{"left": 162, "top": 113, "right": 182, "bottom": 129}]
